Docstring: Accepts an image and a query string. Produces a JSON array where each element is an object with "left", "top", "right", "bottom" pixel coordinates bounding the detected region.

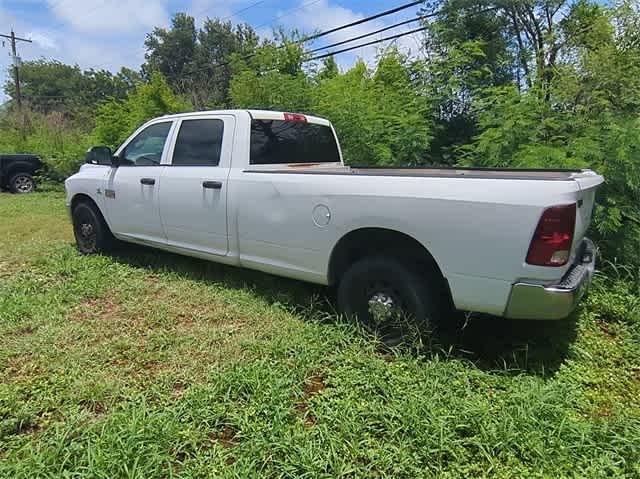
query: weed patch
[{"left": 1, "top": 192, "right": 639, "bottom": 478}]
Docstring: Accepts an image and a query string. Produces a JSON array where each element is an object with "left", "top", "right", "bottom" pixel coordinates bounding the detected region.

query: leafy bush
[
  {"left": 313, "top": 52, "right": 432, "bottom": 167},
  {"left": 93, "top": 73, "right": 192, "bottom": 149},
  {"left": 0, "top": 109, "right": 91, "bottom": 179}
]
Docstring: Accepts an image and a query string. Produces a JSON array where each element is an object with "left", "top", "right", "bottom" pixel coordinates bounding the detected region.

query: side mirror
[{"left": 85, "top": 146, "right": 113, "bottom": 166}]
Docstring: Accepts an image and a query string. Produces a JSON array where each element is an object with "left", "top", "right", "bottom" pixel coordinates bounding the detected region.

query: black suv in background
[{"left": 0, "top": 154, "right": 42, "bottom": 193}]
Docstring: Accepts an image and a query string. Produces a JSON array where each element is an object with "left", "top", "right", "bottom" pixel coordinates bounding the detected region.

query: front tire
[
  {"left": 337, "top": 256, "right": 440, "bottom": 346},
  {"left": 9, "top": 172, "right": 36, "bottom": 194},
  {"left": 72, "top": 202, "right": 114, "bottom": 254}
]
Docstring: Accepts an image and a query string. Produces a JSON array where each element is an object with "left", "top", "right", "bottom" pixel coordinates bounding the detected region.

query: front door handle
[
  {"left": 140, "top": 178, "right": 156, "bottom": 186},
  {"left": 203, "top": 181, "right": 222, "bottom": 190}
]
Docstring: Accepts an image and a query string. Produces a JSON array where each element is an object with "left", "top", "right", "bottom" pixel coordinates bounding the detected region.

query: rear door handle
[
  {"left": 203, "top": 181, "right": 222, "bottom": 190},
  {"left": 140, "top": 178, "right": 155, "bottom": 186}
]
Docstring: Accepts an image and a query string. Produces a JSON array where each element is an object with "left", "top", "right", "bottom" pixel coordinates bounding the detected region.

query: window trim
[
  {"left": 165, "top": 115, "right": 235, "bottom": 169},
  {"left": 169, "top": 118, "right": 225, "bottom": 167},
  {"left": 115, "top": 119, "right": 177, "bottom": 167}
]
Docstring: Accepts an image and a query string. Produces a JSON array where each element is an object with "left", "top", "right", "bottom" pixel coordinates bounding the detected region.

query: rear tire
[
  {"left": 72, "top": 202, "right": 114, "bottom": 254},
  {"left": 9, "top": 172, "right": 36, "bottom": 194},
  {"left": 337, "top": 256, "right": 440, "bottom": 346}
]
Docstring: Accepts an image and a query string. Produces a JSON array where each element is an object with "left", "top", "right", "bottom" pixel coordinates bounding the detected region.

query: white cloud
[
  {"left": 47, "top": 0, "right": 170, "bottom": 33},
  {"left": 0, "top": 2, "right": 162, "bottom": 102},
  {"left": 26, "top": 31, "right": 57, "bottom": 50}
]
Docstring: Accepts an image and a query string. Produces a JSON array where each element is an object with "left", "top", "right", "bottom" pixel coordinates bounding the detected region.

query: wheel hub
[
  {"left": 80, "top": 223, "right": 94, "bottom": 238},
  {"left": 76, "top": 219, "right": 97, "bottom": 251},
  {"left": 14, "top": 175, "right": 33, "bottom": 193},
  {"left": 368, "top": 291, "right": 398, "bottom": 324}
]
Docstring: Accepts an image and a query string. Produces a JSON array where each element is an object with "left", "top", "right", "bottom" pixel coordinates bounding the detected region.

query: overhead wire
[
  {"left": 292, "top": 0, "right": 424, "bottom": 46},
  {"left": 186, "top": 1, "right": 428, "bottom": 74},
  {"left": 305, "top": 11, "right": 438, "bottom": 55},
  {"left": 306, "top": 25, "right": 429, "bottom": 62},
  {"left": 14, "top": 4, "right": 500, "bottom": 102},
  {"left": 306, "top": 6, "right": 497, "bottom": 62},
  {"left": 16, "top": 2, "right": 437, "bottom": 86},
  {"left": 195, "top": 0, "right": 270, "bottom": 23}
]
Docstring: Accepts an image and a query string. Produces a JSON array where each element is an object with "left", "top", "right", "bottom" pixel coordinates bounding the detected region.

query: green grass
[{"left": 1, "top": 192, "right": 639, "bottom": 478}]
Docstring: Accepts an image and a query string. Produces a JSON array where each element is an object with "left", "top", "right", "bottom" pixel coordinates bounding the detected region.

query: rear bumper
[{"left": 504, "top": 238, "right": 595, "bottom": 320}]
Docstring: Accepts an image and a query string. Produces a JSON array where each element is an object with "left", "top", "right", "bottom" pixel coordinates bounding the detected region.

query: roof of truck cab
[{"left": 157, "top": 109, "right": 331, "bottom": 126}]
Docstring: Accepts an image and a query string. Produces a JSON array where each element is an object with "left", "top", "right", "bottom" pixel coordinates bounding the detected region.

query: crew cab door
[
  {"left": 104, "top": 120, "right": 175, "bottom": 243},
  {"left": 158, "top": 115, "right": 233, "bottom": 256}
]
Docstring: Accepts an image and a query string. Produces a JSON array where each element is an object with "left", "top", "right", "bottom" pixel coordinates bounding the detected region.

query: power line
[
  {"left": 295, "top": 0, "right": 424, "bottom": 46},
  {"left": 18, "top": 5, "right": 497, "bottom": 100},
  {"left": 196, "top": 0, "right": 270, "bottom": 22},
  {"left": 306, "top": 25, "right": 429, "bottom": 62},
  {"left": 192, "top": 1, "right": 427, "bottom": 73},
  {"left": 306, "top": 12, "right": 434, "bottom": 55},
  {"left": 306, "top": 6, "right": 497, "bottom": 61},
  {"left": 18, "top": 26, "right": 431, "bottom": 101}
]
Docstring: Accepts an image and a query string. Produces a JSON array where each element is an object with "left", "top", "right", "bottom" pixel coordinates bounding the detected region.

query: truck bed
[{"left": 244, "top": 165, "right": 593, "bottom": 181}]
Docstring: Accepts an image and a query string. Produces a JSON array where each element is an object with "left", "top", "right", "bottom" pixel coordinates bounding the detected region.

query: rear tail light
[
  {"left": 284, "top": 113, "right": 307, "bottom": 122},
  {"left": 526, "top": 204, "right": 576, "bottom": 266}
]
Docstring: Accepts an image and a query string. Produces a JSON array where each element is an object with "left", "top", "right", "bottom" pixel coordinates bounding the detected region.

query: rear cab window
[{"left": 250, "top": 114, "right": 341, "bottom": 165}]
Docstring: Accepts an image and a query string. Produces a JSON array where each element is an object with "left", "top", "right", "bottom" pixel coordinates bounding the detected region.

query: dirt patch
[
  {"left": 79, "top": 399, "right": 107, "bottom": 418},
  {"left": 210, "top": 425, "right": 239, "bottom": 449},
  {"left": 295, "top": 375, "right": 325, "bottom": 426},
  {"left": 597, "top": 320, "right": 617, "bottom": 339},
  {"left": 171, "top": 382, "right": 186, "bottom": 398},
  {"left": 2, "top": 353, "right": 41, "bottom": 381},
  {"left": 70, "top": 296, "right": 120, "bottom": 324},
  {"left": 303, "top": 375, "right": 325, "bottom": 395},
  {"left": 7, "top": 326, "right": 36, "bottom": 337},
  {"left": 143, "top": 360, "right": 166, "bottom": 375},
  {"left": 0, "top": 260, "right": 28, "bottom": 279},
  {"left": 145, "top": 275, "right": 161, "bottom": 284},
  {"left": 17, "top": 421, "right": 42, "bottom": 436}
]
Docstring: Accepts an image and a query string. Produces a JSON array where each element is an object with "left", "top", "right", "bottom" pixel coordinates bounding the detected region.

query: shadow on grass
[
  {"left": 107, "top": 243, "right": 577, "bottom": 377},
  {"left": 434, "top": 311, "right": 578, "bottom": 376}
]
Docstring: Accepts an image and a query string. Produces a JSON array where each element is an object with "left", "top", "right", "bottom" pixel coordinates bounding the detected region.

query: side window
[
  {"left": 121, "top": 122, "right": 172, "bottom": 166},
  {"left": 172, "top": 119, "right": 224, "bottom": 166}
]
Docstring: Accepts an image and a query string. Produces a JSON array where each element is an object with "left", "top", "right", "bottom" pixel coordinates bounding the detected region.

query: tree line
[{"left": 1, "top": 0, "right": 638, "bottom": 270}]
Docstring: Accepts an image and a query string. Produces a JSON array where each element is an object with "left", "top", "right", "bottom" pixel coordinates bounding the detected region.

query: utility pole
[{"left": 0, "top": 30, "right": 32, "bottom": 108}]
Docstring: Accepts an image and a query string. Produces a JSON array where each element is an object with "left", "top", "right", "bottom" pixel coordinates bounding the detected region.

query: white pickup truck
[{"left": 65, "top": 110, "right": 604, "bottom": 343}]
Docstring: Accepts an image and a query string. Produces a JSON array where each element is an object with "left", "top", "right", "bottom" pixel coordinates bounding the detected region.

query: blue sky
[{"left": 0, "top": 0, "right": 426, "bottom": 97}]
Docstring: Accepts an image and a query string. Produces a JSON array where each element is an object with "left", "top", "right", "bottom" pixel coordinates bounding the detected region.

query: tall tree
[
  {"left": 229, "top": 30, "right": 312, "bottom": 112},
  {"left": 193, "top": 19, "right": 258, "bottom": 107},
  {"left": 143, "top": 13, "right": 197, "bottom": 94},
  {"left": 143, "top": 13, "right": 258, "bottom": 108},
  {"left": 3, "top": 59, "right": 137, "bottom": 116}
]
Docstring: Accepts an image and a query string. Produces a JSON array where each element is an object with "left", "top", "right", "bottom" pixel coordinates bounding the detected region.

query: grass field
[{"left": 1, "top": 191, "right": 639, "bottom": 478}]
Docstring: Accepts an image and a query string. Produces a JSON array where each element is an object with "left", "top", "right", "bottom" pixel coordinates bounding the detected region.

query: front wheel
[
  {"left": 9, "top": 173, "right": 36, "bottom": 194},
  {"left": 337, "top": 257, "right": 440, "bottom": 346},
  {"left": 72, "top": 202, "right": 114, "bottom": 254}
]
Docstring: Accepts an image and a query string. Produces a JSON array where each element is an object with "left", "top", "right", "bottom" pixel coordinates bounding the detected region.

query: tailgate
[{"left": 572, "top": 172, "right": 604, "bottom": 250}]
